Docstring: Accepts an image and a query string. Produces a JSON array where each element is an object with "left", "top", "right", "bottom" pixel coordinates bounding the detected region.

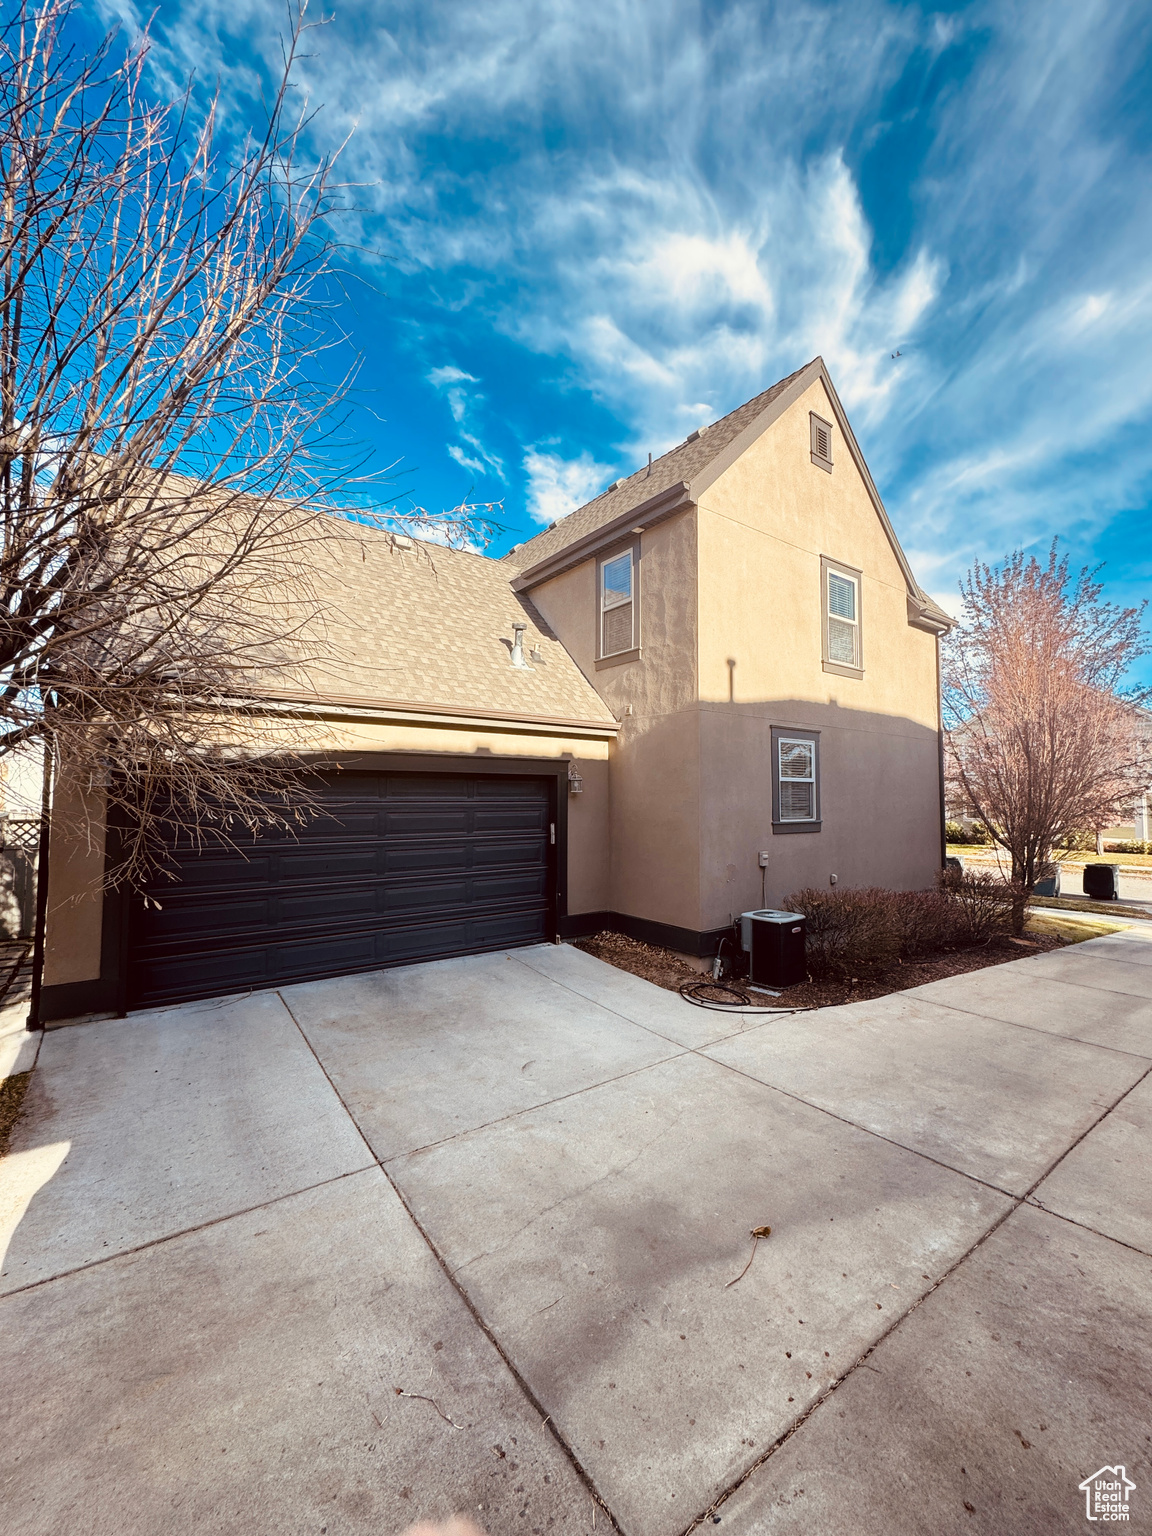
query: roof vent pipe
[{"left": 510, "top": 621, "right": 530, "bottom": 668}]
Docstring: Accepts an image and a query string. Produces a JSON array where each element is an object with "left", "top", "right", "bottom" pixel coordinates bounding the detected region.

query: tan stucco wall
[
  {"left": 698, "top": 702, "right": 940, "bottom": 926},
  {"left": 525, "top": 379, "right": 943, "bottom": 936},
  {"left": 528, "top": 509, "right": 701, "bottom": 930},
  {"left": 42, "top": 774, "right": 106, "bottom": 988},
  {"left": 694, "top": 377, "right": 942, "bottom": 926},
  {"left": 43, "top": 717, "right": 612, "bottom": 988}
]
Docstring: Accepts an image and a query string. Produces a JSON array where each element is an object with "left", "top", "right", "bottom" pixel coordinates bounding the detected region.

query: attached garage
[
  {"left": 127, "top": 768, "right": 558, "bottom": 1010},
  {"left": 36, "top": 527, "right": 615, "bottom": 1025}
]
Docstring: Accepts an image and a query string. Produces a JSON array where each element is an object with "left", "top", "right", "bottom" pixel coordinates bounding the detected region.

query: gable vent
[{"left": 810, "top": 412, "right": 833, "bottom": 471}]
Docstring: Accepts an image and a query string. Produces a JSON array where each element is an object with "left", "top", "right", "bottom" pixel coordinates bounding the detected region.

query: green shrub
[
  {"left": 945, "top": 820, "right": 992, "bottom": 845},
  {"left": 1055, "top": 828, "right": 1098, "bottom": 851},
  {"left": 1105, "top": 840, "right": 1151, "bottom": 855}
]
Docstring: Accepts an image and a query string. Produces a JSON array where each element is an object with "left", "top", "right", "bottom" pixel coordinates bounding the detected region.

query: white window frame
[
  {"left": 771, "top": 726, "right": 821, "bottom": 833},
  {"left": 597, "top": 539, "right": 640, "bottom": 665},
  {"left": 821, "top": 556, "right": 863, "bottom": 677}
]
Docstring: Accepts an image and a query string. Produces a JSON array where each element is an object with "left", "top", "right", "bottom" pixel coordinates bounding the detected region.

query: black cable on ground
[{"left": 677, "top": 978, "right": 810, "bottom": 1013}]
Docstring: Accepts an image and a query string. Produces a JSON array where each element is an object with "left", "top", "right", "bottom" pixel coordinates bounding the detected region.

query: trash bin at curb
[
  {"left": 739, "top": 909, "right": 807, "bottom": 990},
  {"left": 1033, "top": 863, "right": 1060, "bottom": 898},
  {"left": 1083, "top": 864, "right": 1119, "bottom": 901}
]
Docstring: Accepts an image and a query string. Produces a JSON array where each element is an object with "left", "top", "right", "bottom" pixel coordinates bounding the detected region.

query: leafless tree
[
  {"left": 943, "top": 544, "right": 1149, "bottom": 927},
  {"left": 0, "top": 2, "right": 492, "bottom": 884}
]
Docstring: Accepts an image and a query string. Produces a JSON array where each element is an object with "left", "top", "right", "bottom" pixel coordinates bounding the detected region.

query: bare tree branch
[{"left": 0, "top": 2, "right": 498, "bottom": 886}]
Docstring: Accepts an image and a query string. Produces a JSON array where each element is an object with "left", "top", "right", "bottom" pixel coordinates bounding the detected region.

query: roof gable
[{"left": 508, "top": 358, "right": 953, "bottom": 633}]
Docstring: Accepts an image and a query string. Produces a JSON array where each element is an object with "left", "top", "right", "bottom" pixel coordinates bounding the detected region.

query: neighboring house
[{"left": 38, "top": 356, "right": 952, "bottom": 1022}]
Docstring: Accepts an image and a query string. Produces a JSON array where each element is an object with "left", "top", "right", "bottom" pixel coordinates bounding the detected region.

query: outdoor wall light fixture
[{"left": 568, "top": 762, "right": 584, "bottom": 795}]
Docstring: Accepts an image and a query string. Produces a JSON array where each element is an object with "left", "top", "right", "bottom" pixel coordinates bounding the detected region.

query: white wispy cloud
[
  {"left": 523, "top": 449, "right": 612, "bottom": 525},
  {"left": 426, "top": 365, "right": 505, "bottom": 481},
  {"left": 126, "top": 0, "right": 1152, "bottom": 636}
]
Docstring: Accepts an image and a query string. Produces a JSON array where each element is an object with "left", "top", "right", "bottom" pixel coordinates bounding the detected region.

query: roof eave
[
  {"left": 511, "top": 480, "right": 693, "bottom": 591},
  {"left": 221, "top": 688, "right": 619, "bottom": 737}
]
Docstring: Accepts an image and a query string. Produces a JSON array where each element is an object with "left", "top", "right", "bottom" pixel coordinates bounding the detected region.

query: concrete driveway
[{"left": 2, "top": 934, "right": 1151, "bottom": 1536}]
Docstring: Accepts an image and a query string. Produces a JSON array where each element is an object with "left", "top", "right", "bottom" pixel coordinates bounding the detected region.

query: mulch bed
[{"left": 574, "top": 927, "right": 1071, "bottom": 1010}]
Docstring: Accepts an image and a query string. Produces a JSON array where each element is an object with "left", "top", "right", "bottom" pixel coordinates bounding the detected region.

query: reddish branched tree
[{"left": 943, "top": 544, "right": 1149, "bottom": 927}]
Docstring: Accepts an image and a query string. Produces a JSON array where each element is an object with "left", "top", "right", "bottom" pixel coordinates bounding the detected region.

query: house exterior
[
  {"left": 37, "top": 357, "right": 952, "bottom": 1023},
  {"left": 506, "top": 357, "right": 952, "bottom": 946}
]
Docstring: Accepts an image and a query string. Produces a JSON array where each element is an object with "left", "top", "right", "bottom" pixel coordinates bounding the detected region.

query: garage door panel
[
  {"left": 276, "top": 848, "right": 382, "bottom": 880},
  {"left": 475, "top": 777, "right": 547, "bottom": 799},
  {"left": 472, "top": 839, "right": 548, "bottom": 868},
  {"left": 128, "top": 770, "right": 556, "bottom": 1008},
  {"left": 380, "top": 877, "right": 470, "bottom": 912},
  {"left": 473, "top": 808, "right": 550, "bottom": 833},
  {"left": 384, "top": 842, "right": 472, "bottom": 874},
  {"left": 134, "top": 896, "right": 276, "bottom": 941},
  {"left": 471, "top": 871, "right": 550, "bottom": 901},
  {"left": 383, "top": 808, "right": 471, "bottom": 835},
  {"left": 132, "top": 946, "right": 272, "bottom": 1003},
  {"left": 383, "top": 774, "right": 472, "bottom": 798},
  {"left": 269, "top": 933, "right": 381, "bottom": 979},
  {"left": 470, "top": 909, "right": 550, "bottom": 945},
  {"left": 275, "top": 885, "right": 383, "bottom": 924},
  {"left": 158, "top": 854, "right": 277, "bottom": 888}
]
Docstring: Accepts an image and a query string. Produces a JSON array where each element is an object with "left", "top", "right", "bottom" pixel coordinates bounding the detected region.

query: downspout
[
  {"left": 26, "top": 736, "right": 53, "bottom": 1032},
  {"left": 936, "top": 634, "right": 947, "bottom": 872}
]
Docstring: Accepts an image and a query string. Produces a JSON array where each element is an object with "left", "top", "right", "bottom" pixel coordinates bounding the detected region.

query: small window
[
  {"left": 599, "top": 546, "right": 636, "bottom": 658},
  {"left": 810, "top": 412, "right": 833, "bottom": 471},
  {"left": 771, "top": 726, "right": 820, "bottom": 833},
  {"left": 821, "top": 557, "right": 862, "bottom": 676},
  {"left": 779, "top": 739, "right": 816, "bottom": 820}
]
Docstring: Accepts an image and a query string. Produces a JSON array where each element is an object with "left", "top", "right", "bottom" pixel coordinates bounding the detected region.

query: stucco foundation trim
[{"left": 559, "top": 909, "right": 736, "bottom": 959}]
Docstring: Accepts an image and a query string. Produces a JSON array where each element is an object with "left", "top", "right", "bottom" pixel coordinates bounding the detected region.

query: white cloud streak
[
  {"left": 522, "top": 448, "right": 613, "bottom": 525},
  {"left": 128, "top": 0, "right": 1152, "bottom": 615}
]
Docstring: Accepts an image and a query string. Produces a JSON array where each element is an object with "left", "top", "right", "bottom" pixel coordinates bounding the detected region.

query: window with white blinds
[
  {"left": 826, "top": 568, "right": 859, "bottom": 667},
  {"left": 601, "top": 550, "right": 634, "bottom": 657},
  {"left": 777, "top": 737, "right": 817, "bottom": 821}
]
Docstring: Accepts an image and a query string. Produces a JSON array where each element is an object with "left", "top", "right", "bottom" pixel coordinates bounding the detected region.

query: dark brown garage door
[{"left": 127, "top": 770, "right": 556, "bottom": 1009}]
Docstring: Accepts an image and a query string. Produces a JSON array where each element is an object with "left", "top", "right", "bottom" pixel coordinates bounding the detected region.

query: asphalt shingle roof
[
  {"left": 504, "top": 362, "right": 813, "bottom": 573},
  {"left": 287, "top": 519, "right": 616, "bottom": 728}
]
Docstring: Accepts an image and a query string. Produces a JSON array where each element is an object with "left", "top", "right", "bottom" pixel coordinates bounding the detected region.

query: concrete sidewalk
[{"left": 2, "top": 933, "right": 1150, "bottom": 1535}]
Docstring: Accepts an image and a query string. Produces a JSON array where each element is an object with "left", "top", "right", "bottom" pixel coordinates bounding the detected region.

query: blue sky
[{"left": 96, "top": 0, "right": 1152, "bottom": 679}]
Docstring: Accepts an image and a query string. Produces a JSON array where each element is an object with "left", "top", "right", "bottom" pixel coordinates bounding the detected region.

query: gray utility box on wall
[{"left": 740, "top": 909, "right": 807, "bottom": 990}]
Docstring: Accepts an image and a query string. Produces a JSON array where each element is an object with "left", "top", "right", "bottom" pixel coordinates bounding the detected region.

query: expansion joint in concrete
[
  {"left": 674, "top": 1054, "right": 1152, "bottom": 1535},
  {"left": 274, "top": 988, "right": 628, "bottom": 1536}
]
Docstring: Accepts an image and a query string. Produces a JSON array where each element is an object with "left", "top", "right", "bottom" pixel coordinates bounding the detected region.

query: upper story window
[
  {"left": 821, "top": 557, "right": 862, "bottom": 677},
  {"left": 598, "top": 542, "right": 639, "bottom": 662},
  {"left": 810, "top": 412, "right": 833, "bottom": 472}
]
